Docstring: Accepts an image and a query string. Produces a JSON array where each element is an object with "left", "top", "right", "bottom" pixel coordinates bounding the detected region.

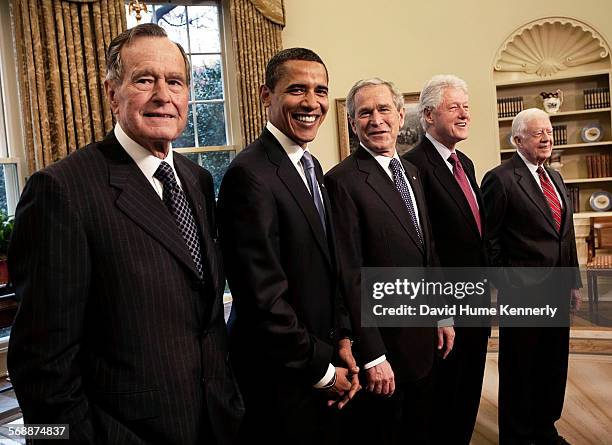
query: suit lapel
[
  {"left": 262, "top": 130, "right": 332, "bottom": 266},
  {"left": 422, "top": 139, "right": 481, "bottom": 238},
  {"left": 512, "top": 154, "right": 558, "bottom": 234},
  {"left": 101, "top": 136, "right": 201, "bottom": 278},
  {"left": 355, "top": 147, "right": 424, "bottom": 252}
]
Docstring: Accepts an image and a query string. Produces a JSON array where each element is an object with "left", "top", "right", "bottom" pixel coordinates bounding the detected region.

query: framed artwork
[{"left": 336, "top": 92, "right": 422, "bottom": 160}]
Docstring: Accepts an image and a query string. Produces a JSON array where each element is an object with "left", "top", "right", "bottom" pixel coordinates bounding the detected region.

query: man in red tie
[
  {"left": 482, "top": 108, "right": 582, "bottom": 445},
  {"left": 404, "top": 75, "right": 489, "bottom": 445}
]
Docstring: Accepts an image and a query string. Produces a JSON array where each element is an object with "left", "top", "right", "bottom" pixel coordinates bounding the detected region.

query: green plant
[{"left": 0, "top": 211, "right": 14, "bottom": 259}]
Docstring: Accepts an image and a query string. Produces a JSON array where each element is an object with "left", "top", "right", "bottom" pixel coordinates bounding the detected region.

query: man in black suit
[
  {"left": 8, "top": 24, "right": 243, "bottom": 444},
  {"left": 217, "top": 48, "right": 359, "bottom": 445},
  {"left": 403, "top": 74, "right": 489, "bottom": 445},
  {"left": 481, "top": 108, "right": 582, "bottom": 445},
  {"left": 325, "top": 78, "right": 453, "bottom": 444}
]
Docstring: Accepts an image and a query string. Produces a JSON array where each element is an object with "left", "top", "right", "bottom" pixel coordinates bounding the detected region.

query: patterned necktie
[
  {"left": 154, "top": 161, "right": 204, "bottom": 277},
  {"left": 301, "top": 151, "right": 327, "bottom": 235},
  {"left": 448, "top": 153, "right": 482, "bottom": 236},
  {"left": 536, "top": 166, "right": 562, "bottom": 232},
  {"left": 389, "top": 158, "right": 423, "bottom": 245}
]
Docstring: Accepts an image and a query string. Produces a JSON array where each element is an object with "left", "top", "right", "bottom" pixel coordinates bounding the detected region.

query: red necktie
[
  {"left": 448, "top": 153, "right": 482, "bottom": 236},
  {"left": 536, "top": 166, "right": 561, "bottom": 232}
]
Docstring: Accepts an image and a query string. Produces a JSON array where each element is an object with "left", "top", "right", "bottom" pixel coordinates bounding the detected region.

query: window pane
[
  {"left": 156, "top": 5, "right": 189, "bottom": 50},
  {"left": 196, "top": 103, "right": 226, "bottom": 146},
  {"left": 182, "top": 150, "right": 235, "bottom": 196},
  {"left": 192, "top": 55, "right": 224, "bottom": 101},
  {"left": 0, "top": 163, "right": 19, "bottom": 215},
  {"left": 173, "top": 105, "right": 195, "bottom": 148},
  {"left": 187, "top": 5, "right": 221, "bottom": 53}
]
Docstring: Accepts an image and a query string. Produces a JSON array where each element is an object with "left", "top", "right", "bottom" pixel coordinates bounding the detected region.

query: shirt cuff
[
  {"left": 363, "top": 354, "right": 386, "bottom": 370},
  {"left": 313, "top": 363, "right": 336, "bottom": 388},
  {"left": 437, "top": 317, "right": 454, "bottom": 328}
]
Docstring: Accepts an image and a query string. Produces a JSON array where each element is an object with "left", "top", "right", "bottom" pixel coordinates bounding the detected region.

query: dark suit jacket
[
  {"left": 217, "top": 129, "right": 350, "bottom": 416},
  {"left": 324, "top": 146, "right": 438, "bottom": 382},
  {"left": 481, "top": 153, "right": 581, "bottom": 287},
  {"left": 404, "top": 137, "right": 487, "bottom": 267},
  {"left": 8, "top": 132, "right": 243, "bottom": 444}
]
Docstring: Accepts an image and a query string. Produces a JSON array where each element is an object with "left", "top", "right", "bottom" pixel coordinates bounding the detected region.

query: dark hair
[
  {"left": 106, "top": 23, "right": 191, "bottom": 85},
  {"left": 265, "top": 47, "right": 328, "bottom": 89}
]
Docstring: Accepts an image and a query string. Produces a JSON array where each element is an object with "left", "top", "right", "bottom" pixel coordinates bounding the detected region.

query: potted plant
[{"left": 0, "top": 211, "right": 14, "bottom": 286}]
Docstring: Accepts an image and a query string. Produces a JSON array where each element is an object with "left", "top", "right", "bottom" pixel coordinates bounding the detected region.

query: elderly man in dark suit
[
  {"left": 482, "top": 108, "right": 582, "bottom": 445},
  {"left": 403, "top": 74, "right": 489, "bottom": 445},
  {"left": 217, "top": 48, "right": 359, "bottom": 445},
  {"left": 325, "top": 78, "right": 453, "bottom": 444},
  {"left": 8, "top": 24, "right": 243, "bottom": 444}
]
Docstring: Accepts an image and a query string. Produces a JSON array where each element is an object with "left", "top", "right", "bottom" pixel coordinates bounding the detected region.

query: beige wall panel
[{"left": 281, "top": 0, "right": 612, "bottom": 178}]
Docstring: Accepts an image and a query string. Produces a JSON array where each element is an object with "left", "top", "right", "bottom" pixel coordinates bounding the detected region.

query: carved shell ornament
[{"left": 494, "top": 18, "right": 609, "bottom": 77}]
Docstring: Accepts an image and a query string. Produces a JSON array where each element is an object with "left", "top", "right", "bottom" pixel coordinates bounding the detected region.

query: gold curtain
[
  {"left": 12, "top": 0, "right": 126, "bottom": 174},
  {"left": 230, "top": 0, "right": 284, "bottom": 146}
]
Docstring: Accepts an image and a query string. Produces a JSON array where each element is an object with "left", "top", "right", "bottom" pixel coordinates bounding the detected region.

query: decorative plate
[
  {"left": 590, "top": 191, "right": 612, "bottom": 212},
  {"left": 581, "top": 123, "right": 603, "bottom": 143}
]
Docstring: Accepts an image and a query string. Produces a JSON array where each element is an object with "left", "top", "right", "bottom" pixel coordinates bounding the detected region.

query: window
[
  {"left": 125, "top": 1, "right": 239, "bottom": 195},
  {"left": 0, "top": 2, "right": 24, "bottom": 218}
]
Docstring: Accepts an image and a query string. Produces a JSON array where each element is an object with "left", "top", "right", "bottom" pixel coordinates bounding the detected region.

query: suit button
[
  {"left": 201, "top": 330, "right": 209, "bottom": 338},
  {"left": 328, "top": 329, "right": 336, "bottom": 340}
]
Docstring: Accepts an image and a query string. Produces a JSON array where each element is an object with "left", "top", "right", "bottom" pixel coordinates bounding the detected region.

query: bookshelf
[{"left": 492, "top": 18, "right": 612, "bottom": 264}]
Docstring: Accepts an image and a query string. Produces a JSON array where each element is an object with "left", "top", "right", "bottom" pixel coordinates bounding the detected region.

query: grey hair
[
  {"left": 418, "top": 74, "right": 468, "bottom": 130},
  {"left": 105, "top": 23, "right": 191, "bottom": 86},
  {"left": 346, "top": 77, "right": 404, "bottom": 120},
  {"left": 510, "top": 108, "right": 551, "bottom": 147}
]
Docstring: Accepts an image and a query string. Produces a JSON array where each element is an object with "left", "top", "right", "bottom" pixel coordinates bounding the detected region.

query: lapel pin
[{"left": 412, "top": 176, "right": 417, "bottom": 180}]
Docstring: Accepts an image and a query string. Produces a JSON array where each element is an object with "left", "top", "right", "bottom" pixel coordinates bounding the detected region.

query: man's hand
[
  {"left": 365, "top": 359, "right": 395, "bottom": 396},
  {"left": 338, "top": 338, "right": 359, "bottom": 375},
  {"left": 332, "top": 338, "right": 361, "bottom": 409},
  {"left": 437, "top": 326, "right": 455, "bottom": 359},
  {"left": 570, "top": 288, "right": 582, "bottom": 312},
  {"left": 324, "top": 367, "right": 358, "bottom": 409}
]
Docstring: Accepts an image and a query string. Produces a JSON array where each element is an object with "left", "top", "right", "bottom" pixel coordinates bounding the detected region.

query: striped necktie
[{"left": 536, "top": 166, "right": 561, "bottom": 232}]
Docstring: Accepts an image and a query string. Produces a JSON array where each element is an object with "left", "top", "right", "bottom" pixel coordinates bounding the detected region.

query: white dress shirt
[
  {"left": 516, "top": 149, "right": 563, "bottom": 207},
  {"left": 115, "top": 122, "right": 182, "bottom": 199},
  {"left": 426, "top": 133, "right": 479, "bottom": 206}
]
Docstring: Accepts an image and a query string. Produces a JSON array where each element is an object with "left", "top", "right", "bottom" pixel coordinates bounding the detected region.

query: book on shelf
[
  {"left": 497, "top": 96, "right": 523, "bottom": 118},
  {"left": 583, "top": 87, "right": 610, "bottom": 110},
  {"left": 585, "top": 153, "right": 612, "bottom": 178},
  {"left": 552, "top": 124, "right": 567, "bottom": 145},
  {"left": 567, "top": 185, "right": 580, "bottom": 213}
]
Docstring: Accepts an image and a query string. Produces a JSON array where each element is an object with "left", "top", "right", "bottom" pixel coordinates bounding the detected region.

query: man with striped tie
[
  {"left": 482, "top": 108, "right": 582, "bottom": 445},
  {"left": 325, "top": 78, "right": 451, "bottom": 444}
]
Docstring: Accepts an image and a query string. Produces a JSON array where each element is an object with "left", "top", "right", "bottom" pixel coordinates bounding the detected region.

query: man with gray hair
[
  {"left": 482, "top": 108, "right": 581, "bottom": 445},
  {"left": 8, "top": 23, "right": 243, "bottom": 443},
  {"left": 325, "top": 77, "right": 452, "bottom": 444},
  {"left": 404, "top": 74, "right": 489, "bottom": 444}
]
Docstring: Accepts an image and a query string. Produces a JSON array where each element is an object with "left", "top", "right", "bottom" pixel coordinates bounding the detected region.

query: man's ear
[
  {"left": 105, "top": 79, "right": 119, "bottom": 114},
  {"left": 260, "top": 84, "right": 272, "bottom": 107},
  {"left": 424, "top": 107, "right": 434, "bottom": 125}
]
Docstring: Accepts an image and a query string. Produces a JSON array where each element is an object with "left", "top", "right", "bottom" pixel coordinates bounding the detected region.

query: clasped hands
[{"left": 324, "top": 338, "right": 361, "bottom": 409}]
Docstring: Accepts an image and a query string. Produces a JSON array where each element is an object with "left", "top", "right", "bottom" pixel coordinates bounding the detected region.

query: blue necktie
[
  {"left": 301, "top": 151, "right": 327, "bottom": 235},
  {"left": 389, "top": 158, "right": 423, "bottom": 245},
  {"left": 154, "top": 161, "right": 204, "bottom": 278}
]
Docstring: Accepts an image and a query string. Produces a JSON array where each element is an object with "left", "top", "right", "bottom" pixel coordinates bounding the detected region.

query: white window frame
[{"left": 0, "top": 0, "right": 26, "bottom": 215}]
